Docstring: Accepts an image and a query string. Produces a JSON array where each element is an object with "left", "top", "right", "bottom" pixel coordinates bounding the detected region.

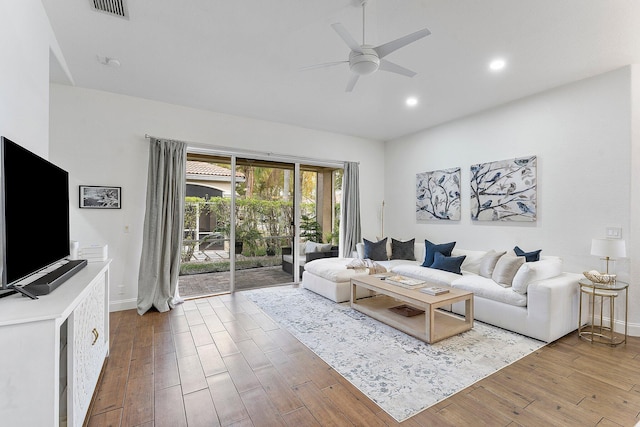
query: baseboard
[
  {"left": 597, "top": 316, "right": 640, "bottom": 337},
  {"left": 110, "top": 297, "right": 137, "bottom": 312},
  {"left": 621, "top": 319, "right": 640, "bottom": 337}
]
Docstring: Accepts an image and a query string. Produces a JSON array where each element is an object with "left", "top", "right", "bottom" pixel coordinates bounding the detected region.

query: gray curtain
[
  {"left": 137, "top": 138, "right": 187, "bottom": 315},
  {"left": 340, "top": 161, "right": 361, "bottom": 258}
]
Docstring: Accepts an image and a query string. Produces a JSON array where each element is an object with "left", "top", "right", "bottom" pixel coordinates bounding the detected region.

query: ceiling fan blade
[
  {"left": 345, "top": 73, "right": 359, "bottom": 92},
  {"left": 331, "top": 23, "right": 363, "bottom": 53},
  {"left": 374, "top": 27, "right": 431, "bottom": 58},
  {"left": 379, "top": 59, "right": 416, "bottom": 77},
  {"left": 299, "top": 61, "right": 348, "bottom": 72}
]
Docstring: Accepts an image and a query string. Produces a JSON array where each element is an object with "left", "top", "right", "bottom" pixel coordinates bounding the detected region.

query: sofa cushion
[
  {"left": 511, "top": 256, "right": 563, "bottom": 294},
  {"left": 514, "top": 246, "right": 542, "bottom": 262},
  {"left": 390, "top": 263, "right": 464, "bottom": 287},
  {"left": 308, "top": 241, "right": 334, "bottom": 253},
  {"left": 304, "top": 257, "right": 372, "bottom": 282},
  {"left": 364, "top": 238, "right": 388, "bottom": 261},
  {"left": 422, "top": 239, "right": 456, "bottom": 267},
  {"left": 451, "top": 275, "right": 527, "bottom": 307},
  {"left": 391, "top": 238, "right": 415, "bottom": 260},
  {"left": 282, "top": 254, "right": 305, "bottom": 267},
  {"left": 491, "top": 255, "right": 525, "bottom": 287},
  {"left": 479, "top": 250, "right": 506, "bottom": 278},
  {"left": 430, "top": 252, "right": 466, "bottom": 275},
  {"left": 376, "top": 259, "right": 417, "bottom": 271},
  {"left": 451, "top": 249, "right": 487, "bottom": 275}
]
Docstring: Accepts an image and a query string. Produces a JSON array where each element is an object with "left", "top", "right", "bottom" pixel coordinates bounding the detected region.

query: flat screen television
[{"left": 0, "top": 136, "right": 86, "bottom": 296}]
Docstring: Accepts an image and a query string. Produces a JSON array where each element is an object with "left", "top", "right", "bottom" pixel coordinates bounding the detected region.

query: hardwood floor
[{"left": 87, "top": 287, "right": 640, "bottom": 426}]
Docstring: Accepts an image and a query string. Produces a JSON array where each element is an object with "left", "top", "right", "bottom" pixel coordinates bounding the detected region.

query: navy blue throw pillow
[
  {"left": 364, "top": 238, "right": 388, "bottom": 261},
  {"left": 514, "top": 246, "right": 541, "bottom": 262},
  {"left": 430, "top": 252, "right": 466, "bottom": 275},
  {"left": 422, "top": 239, "right": 456, "bottom": 267}
]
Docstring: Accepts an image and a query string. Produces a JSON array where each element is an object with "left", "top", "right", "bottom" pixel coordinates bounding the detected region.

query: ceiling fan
[{"left": 302, "top": 0, "right": 431, "bottom": 92}]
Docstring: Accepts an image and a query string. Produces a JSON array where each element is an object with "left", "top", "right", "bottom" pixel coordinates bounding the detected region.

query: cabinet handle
[{"left": 92, "top": 328, "right": 99, "bottom": 345}]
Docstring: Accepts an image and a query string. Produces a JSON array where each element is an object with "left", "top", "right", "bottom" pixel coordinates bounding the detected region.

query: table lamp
[{"left": 590, "top": 238, "right": 626, "bottom": 274}]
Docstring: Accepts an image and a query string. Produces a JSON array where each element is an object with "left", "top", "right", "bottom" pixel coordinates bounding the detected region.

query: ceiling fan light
[
  {"left": 406, "top": 97, "right": 418, "bottom": 107},
  {"left": 349, "top": 52, "right": 380, "bottom": 75}
]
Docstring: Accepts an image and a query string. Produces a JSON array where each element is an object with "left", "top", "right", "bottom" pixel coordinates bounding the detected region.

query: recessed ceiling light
[
  {"left": 489, "top": 58, "right": 506, "bottom": 71},
  {"left": 406, "top": 97, "right": 418, "bottom": 107}
]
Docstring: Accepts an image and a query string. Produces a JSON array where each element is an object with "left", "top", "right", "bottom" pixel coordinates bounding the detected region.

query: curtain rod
[{"left": 144, "top": 133, "right": 357, "bottom": 167}]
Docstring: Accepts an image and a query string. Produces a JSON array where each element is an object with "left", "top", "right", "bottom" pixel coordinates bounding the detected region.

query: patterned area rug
[{"left": 242, "top": 286, "right": 545, "bottom": 422}]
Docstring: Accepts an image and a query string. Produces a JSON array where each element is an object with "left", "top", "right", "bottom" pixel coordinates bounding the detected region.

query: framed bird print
[
  {"left": 416, "top": 167, "right": 461, "bottom": 220},
  {"left": 470, "top": 156, "right": 537, "bottom": 221}
]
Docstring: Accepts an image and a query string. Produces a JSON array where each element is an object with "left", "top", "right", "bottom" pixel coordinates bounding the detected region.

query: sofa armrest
[
  {"left": 282, "top": 247, "right": 292, "bottom": 256},
  {"left": 527, "top": 272, "right": 582, "bottom": 340}
]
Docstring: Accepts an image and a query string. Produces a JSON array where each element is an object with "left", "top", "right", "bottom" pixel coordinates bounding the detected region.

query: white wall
[
  {"left": 0, "top": 0, "right": 56, "bottom": 156},
  {"left": 385, "top": 67, "right": 639, "bottom": 334},
  {"left": 49, "top": 84, "right": 385, "bottom": 311}
]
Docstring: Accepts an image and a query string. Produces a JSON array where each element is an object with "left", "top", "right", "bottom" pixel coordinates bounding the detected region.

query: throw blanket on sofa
[{"left": 346, "top": 258, "right": 387, "bottom": 274}]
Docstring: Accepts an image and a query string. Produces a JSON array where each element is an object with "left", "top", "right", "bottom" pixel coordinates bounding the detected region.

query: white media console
[{"left": 0, "top": 260, "right": 111, "bottom": 426}]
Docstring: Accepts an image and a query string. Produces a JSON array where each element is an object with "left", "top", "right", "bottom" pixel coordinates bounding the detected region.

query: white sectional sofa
[{"left": 301, "top": 242, "right": 582, "bottom": 342}]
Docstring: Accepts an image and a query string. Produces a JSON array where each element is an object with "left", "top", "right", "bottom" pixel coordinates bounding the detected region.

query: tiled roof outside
[{"left": 186, "top": 160, "right": 245, "bottom": 178}]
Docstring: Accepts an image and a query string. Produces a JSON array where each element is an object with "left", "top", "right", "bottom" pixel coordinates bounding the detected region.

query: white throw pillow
[
  {"left": 318, "top": 243, "right": 333, "bottom": 252},
  {"left": 491, "top": 255, "right": 525, "bottom": 287},
  {"left": 511, "top": 257, "right": 563, "bottom": 294},
  {"left": 356, "top": 242, "right": 365, "bottom": 259},
  {"left": 451, "top": 249, "right": 487, "bottom": 275},
  {"left": 479, "top": 250, "right": 506, "bottom": 278},
  {"left": 414, "top": 243, "right": 424, "bottom": 264},
  {"left": 304, "top": 241, "right": 320, "bottom": 254}
]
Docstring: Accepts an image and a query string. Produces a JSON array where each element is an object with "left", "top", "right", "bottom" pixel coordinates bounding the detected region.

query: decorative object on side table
[
  {"left": 79, "top": 185, "right": 121, "bottom": 209},
  {"left": 582, "top": 270, "right": 616, "bottom": 285}
]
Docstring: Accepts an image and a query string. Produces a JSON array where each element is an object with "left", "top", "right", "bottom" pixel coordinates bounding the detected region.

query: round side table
[{"left": 578, "top": 278, "right": 628, "bottom": 346}]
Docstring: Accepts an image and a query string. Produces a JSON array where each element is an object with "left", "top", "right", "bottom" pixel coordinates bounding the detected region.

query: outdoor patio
[{"left": 178, "top": 265, "right": 294, "bottom": 299}]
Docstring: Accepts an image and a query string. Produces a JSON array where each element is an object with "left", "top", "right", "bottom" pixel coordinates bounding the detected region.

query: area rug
[{"left": 242, "top": 286, "right": 545, "bottom": 422}]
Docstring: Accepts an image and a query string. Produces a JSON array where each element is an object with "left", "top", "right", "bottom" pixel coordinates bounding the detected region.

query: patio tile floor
[{"left": 178, "top": 265, "right": 295, "bottom": 299}]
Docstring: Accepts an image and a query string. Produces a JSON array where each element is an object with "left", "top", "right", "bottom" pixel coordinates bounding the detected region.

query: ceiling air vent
[{"left": 90, "top": 0, "right": 129, "bottom": 19}]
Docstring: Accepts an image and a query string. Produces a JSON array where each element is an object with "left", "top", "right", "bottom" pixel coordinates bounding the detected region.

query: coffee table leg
[
  {"left": 426, "top": 305, "right": 434, "bottom": 343},
  {"left": 350, "top": 280, "right": 355, "bottom": 305},
  {"left": 465, "top": 297, "right": 474, "bottom": 326}
]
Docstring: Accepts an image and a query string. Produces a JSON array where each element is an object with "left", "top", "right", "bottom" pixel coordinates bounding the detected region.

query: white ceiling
[{"left": 42, "top": 0, "right": 640, "bottom": 141}]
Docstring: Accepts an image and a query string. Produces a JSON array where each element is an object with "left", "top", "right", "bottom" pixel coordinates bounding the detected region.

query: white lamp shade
[{"left": 591, "top": 238, "right": 626, "bottom": 258}]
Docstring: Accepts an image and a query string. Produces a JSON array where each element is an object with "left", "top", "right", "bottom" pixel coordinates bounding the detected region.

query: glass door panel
[
  {"left": 233, "top": 159, "right": 295, "bottom": 290},
  {"left": 178, "top": 155, "right": 234, "bottom": 298}
]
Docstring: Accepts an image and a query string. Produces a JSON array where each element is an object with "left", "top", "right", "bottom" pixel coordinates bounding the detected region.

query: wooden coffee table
[{"left": 350, "top": 274, "right": 474, "bottom": 344}]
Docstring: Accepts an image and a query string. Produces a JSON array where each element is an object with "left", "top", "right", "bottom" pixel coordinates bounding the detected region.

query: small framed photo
[{"left": 79, "top": 185, "right": 121, "bottom": 209}]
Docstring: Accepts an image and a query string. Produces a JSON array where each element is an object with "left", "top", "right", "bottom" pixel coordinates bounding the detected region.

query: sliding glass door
[{"left": 178, "top": 152, "right": 342, "bottom": 298}]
